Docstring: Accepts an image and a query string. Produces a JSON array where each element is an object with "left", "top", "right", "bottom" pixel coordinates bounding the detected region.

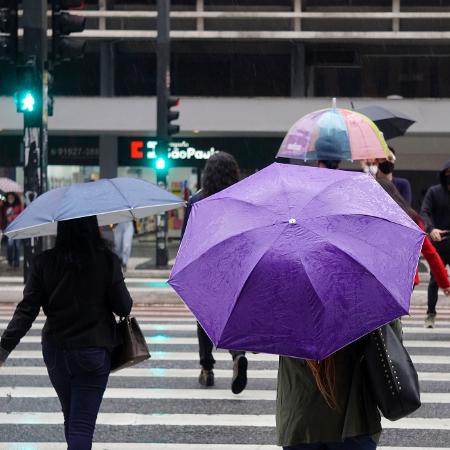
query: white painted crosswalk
[{"left": 1, "top": 302, "right": 450, "bottom": 448}]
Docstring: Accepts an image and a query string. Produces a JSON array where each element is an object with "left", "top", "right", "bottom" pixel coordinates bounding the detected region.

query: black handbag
[
  {"left": 364, "top": 323, "right": 421, "bottom": 421},
  {"left": 111, "top": 316, "right": 151, "bottom": 373}
]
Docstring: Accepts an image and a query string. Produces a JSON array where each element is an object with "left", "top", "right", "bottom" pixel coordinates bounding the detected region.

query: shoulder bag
[
  {"left": 363, "top": 323, "right": 421, "bottom": 421},
  {"left": 111, "top": 316, "right": 151, "bottom": 373}
]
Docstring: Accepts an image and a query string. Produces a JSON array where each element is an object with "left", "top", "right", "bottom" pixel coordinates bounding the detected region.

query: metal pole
[
  {"left": 22, "top": 0, "right": 48, "bottom": 281},
  {"left": 155, "top": 0, "right": 170, "bottom": 268}
]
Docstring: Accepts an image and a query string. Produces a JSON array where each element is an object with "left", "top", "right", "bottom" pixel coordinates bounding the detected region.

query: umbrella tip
[{"left": 332, "top": 97, "right": 337, "bottom": 109}]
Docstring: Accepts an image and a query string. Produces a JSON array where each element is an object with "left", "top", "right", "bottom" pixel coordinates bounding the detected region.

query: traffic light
[
  {"left": 156, "top": 157, "right": 166, "bottom": 171},
  {"left": 14, "top": 59, "right": 42, "bottom": 125},
  {"left": 167, "top": 96, "right": 180, "bottom": 138},
  {"left": 0, "top": 0, "right": 18, "bottom": 63},
  {"left": 52, "top": 0, "right": 86, "bottom": 63}
]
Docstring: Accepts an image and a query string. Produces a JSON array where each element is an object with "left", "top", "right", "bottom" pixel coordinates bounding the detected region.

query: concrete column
[
  {"left": 291, "top": 43, "right": 306, "bottom": 97},
  {"left": 99, "top": 0, "right": 118, "bottom": 179},
  {"left": 196, "top": 0, "right": 204, "bottom": 32},
  {"left": 392, "top": 0, "right": 400, "bottom": 32},
  {"left": 293, "top": 0, "right": 302, "bottom": 32}
]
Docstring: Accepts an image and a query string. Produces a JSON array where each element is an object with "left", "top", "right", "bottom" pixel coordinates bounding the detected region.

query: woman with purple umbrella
[{"left": 180, "top": 151, "right": 249, "bottom": 394}]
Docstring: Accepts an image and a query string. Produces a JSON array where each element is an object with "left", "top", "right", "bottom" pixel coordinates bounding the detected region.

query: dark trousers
[
  {"left": 6, "top": 237, "right": 19, "bottom": 267},
  {"left": 197, "top": 322, "right": 244, "bottom": 370},
  {"left": 283, "top": 435, "right": 376, "bottom": 450},
  {"left": 427, "top": 248, "right": 450, "bottom": 314},
  {"left": 42, "top": 344, "right": 111, "bottom": 450}
]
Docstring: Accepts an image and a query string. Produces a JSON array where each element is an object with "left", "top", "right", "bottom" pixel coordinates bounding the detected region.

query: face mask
[
  {"left": 378, "top": 161, "right": 395, "bottom": 175},
  {"left": 363, "top": 165, "right": 378, "bottom": 176}
]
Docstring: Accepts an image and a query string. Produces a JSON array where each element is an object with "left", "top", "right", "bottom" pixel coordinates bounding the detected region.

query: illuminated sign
[{"left": 130, "top": 140, "right": 217, "bottom": 161}]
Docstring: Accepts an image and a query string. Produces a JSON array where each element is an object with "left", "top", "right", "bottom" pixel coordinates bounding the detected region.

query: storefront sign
[
  {"left": 130, "top": 140, "right": 217, "bottom": 161},
  {"left": 49, "top": 137, "right": 100, "bottom": 165}
]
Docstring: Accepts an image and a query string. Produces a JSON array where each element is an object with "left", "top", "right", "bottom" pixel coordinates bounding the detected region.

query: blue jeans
[
  {"left": 6, "top": 237, "right": 19, "bottom": 267},
  {"left": 42, "top": 344, "right": 111, "bottom": 450},
  {"left": 284, "top": 436, "right": 377, "bottom": 450}
]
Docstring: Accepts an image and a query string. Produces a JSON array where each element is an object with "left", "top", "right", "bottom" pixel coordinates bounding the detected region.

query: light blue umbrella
[{"left": 5, "top": 177, "right": 184, "bottom": 239}]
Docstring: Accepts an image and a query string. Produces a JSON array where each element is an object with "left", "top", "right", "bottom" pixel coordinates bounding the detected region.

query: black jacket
[
  {"left": 0, "top": 248, "right": 132, "bottom": 361},
  {"left": 420, "top": 159, "right": 450, "bottom": 252},
  {"left": 180, "top": 190, "right": 204, "bottom": 240}
]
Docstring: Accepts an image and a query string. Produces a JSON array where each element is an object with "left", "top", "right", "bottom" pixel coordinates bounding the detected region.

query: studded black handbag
[
  {"left": 363, "top": 323, "right": 421, "bottom": 421},
  {"left": 111, "top": 316, "right": 151, "bottom": 373}
]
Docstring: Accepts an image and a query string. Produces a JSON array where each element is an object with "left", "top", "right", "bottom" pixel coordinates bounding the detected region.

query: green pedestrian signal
[
  {"left": 17, "top": 91, "right": 36, "bottom": 112},
  {"left": 15, "top": 60, "right": 41, "bottom": 121},
  {"left": 156, "top": 157, "right": 166, "bottom": 171}
]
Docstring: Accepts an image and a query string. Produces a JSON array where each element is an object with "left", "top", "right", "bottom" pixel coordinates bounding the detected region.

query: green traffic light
[
  {"left": 20, "top": 91, "right": 36, "bottom": 112},
  {"left": 156, "top": 157, "right": 166, "bottom": 170}
]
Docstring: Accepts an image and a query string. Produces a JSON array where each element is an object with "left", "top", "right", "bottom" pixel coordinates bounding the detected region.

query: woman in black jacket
[{"left": 0, "top": 216, "right": 132, "bottom": 450}]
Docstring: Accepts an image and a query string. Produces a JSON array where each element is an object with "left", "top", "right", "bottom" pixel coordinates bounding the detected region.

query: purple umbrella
[{"left": 169, "top": 163, "right": 425, "bottom": 360}]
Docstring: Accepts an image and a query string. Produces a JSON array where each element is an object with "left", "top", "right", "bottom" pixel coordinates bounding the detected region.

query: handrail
[{"left": 71, "top": 10, "right": 450, "bottom": 20}]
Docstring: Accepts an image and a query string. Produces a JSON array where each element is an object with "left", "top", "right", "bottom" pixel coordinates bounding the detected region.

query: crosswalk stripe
[
  {"left": 0, "top": 316, "right": 195, "bottom": 322},
  {"left": 0, "top": 387, "right": 449, "bottom": 403},
  {"left": 0, "top": 367, "right": 278, "bottom": 378},
  {"left": 0, "top": 413, "right": 449, "bottom": 429},
  {"left": 0, "top": 446, "right": 448, "bottom": 450},
  {"left": 0, "top": 367, "right": 449, "bottom": 382},
  {"left": 11, "top": 336, "right": 450, "bottom": 348},
  {"left": 5, "top": 351, "right": 450, "bottom": 364},
  {"left": 0, "top": 445, "right": 279, "bottom": 450},
  {"left": 3, "top": 323, "right": 450, "bottom": 333}
]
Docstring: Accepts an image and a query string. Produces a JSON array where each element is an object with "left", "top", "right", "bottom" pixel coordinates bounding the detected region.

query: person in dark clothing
[
  {"left": 4, "top": 192, "right": 22, "bottom": 268},
  {"left": 181, "top": 151, "right": 248, "bottom": 394},
  {"left": 0, "top": 216, "right": 133, "bottom": 450},
  {"left": 376, "top": 147, "right": 412, "bottom": 205},
  {"left": 421, "top": 159, "right": 450, "bottom": 327}
]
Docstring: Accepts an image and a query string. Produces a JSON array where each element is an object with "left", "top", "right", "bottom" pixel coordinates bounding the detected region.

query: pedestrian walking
[
  {"left": 4, "top": 192, "right": 22, "bottom": 269},
  {"left": 377, "top": 178, "right": 450, "bottom": 308},
  {"left": 180, "top": 151, "right": 248, "bottom": 394},
  {"left": 277, "top": 320, "right": 403, "bottom": 449},
  {"left": 376, "top": 147, "right": 412, "bottom": 205},
  {"left": 0, "top": 216, "right": 133, "bottom": 450},
  {"left": 420, "top": 160, "right": 450, "bottom": 327},
  {"left": 114, "top": 220, "right": 134, "bottom": 271}
]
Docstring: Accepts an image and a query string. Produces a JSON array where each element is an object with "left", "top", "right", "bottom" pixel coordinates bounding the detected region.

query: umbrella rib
[
  {"left": 206, "top": 196, "right": 278, "bottom": 218},
  {"left": 216, "top": 223, "right": 290, "bottom": 347},
  {"left": 298, "top": 175, "right": 361, "bottom": 217},
  {"left": 302, "top": 212, "right": 419, "bottom": 234},
  {"left": 106, "top": 179, "right": 136, "bottom": 220},
  {"left": 171, "top": 221, "right": 280, "bottom": 284},
  {"left": 274, "top": 164, "right": 294, "bottom": 218}
]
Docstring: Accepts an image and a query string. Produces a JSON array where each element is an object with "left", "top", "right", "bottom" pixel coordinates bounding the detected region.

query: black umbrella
[{"left": 356, "top": 105, "right": 416, "bottom": 140}]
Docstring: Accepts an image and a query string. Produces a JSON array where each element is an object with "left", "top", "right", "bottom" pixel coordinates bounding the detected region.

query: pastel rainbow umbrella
[{"left": 277, "top": 99, "right": 391, "bottom": 161}]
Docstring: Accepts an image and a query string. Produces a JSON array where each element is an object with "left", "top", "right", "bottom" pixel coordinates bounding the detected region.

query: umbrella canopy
[
  {"left": 276, "top": 104, "right": 391, "bottom": 162},
  {"left": 169, "top": 163, "right": 425, "bottom": 360},
  {"left": 5, "top": 177, "right": 184, "bottom": 239},
  {"left": 356, "top": 105, "right": 416, "bottom": 140},
  {"left": 0, "top": 178, "right": 23, "bottom": 193}
]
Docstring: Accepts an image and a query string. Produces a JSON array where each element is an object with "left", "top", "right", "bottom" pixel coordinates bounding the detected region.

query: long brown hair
[
  {"left": 376, "top": 178, "right": 420, "bottom": 223},
  {"left": 306, "top": 357, "right": 338, "bottom": 409}
]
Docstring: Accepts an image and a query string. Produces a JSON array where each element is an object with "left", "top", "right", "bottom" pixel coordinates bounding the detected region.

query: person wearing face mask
[
  {"left": 361, "top": 160, "right": 379, "bottom": 177},
  {"left": 376, "top": 147, "right": 412, "bottom": 205},
  {"left": 420, "top": 159, "right": 450, "bottom": 328}
]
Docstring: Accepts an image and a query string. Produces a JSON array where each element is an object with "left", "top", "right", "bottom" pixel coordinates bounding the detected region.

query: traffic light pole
[
  {"left": 22, "top": 0, "right": 48, "bottom": 281},
  {"left": 155, "top": 0, "right": 171, "bottom": 268}
]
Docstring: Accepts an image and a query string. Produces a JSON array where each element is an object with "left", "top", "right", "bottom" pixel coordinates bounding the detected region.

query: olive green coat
[{"left": 276, "top": 320, "right": 402, "bottom": 446}]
